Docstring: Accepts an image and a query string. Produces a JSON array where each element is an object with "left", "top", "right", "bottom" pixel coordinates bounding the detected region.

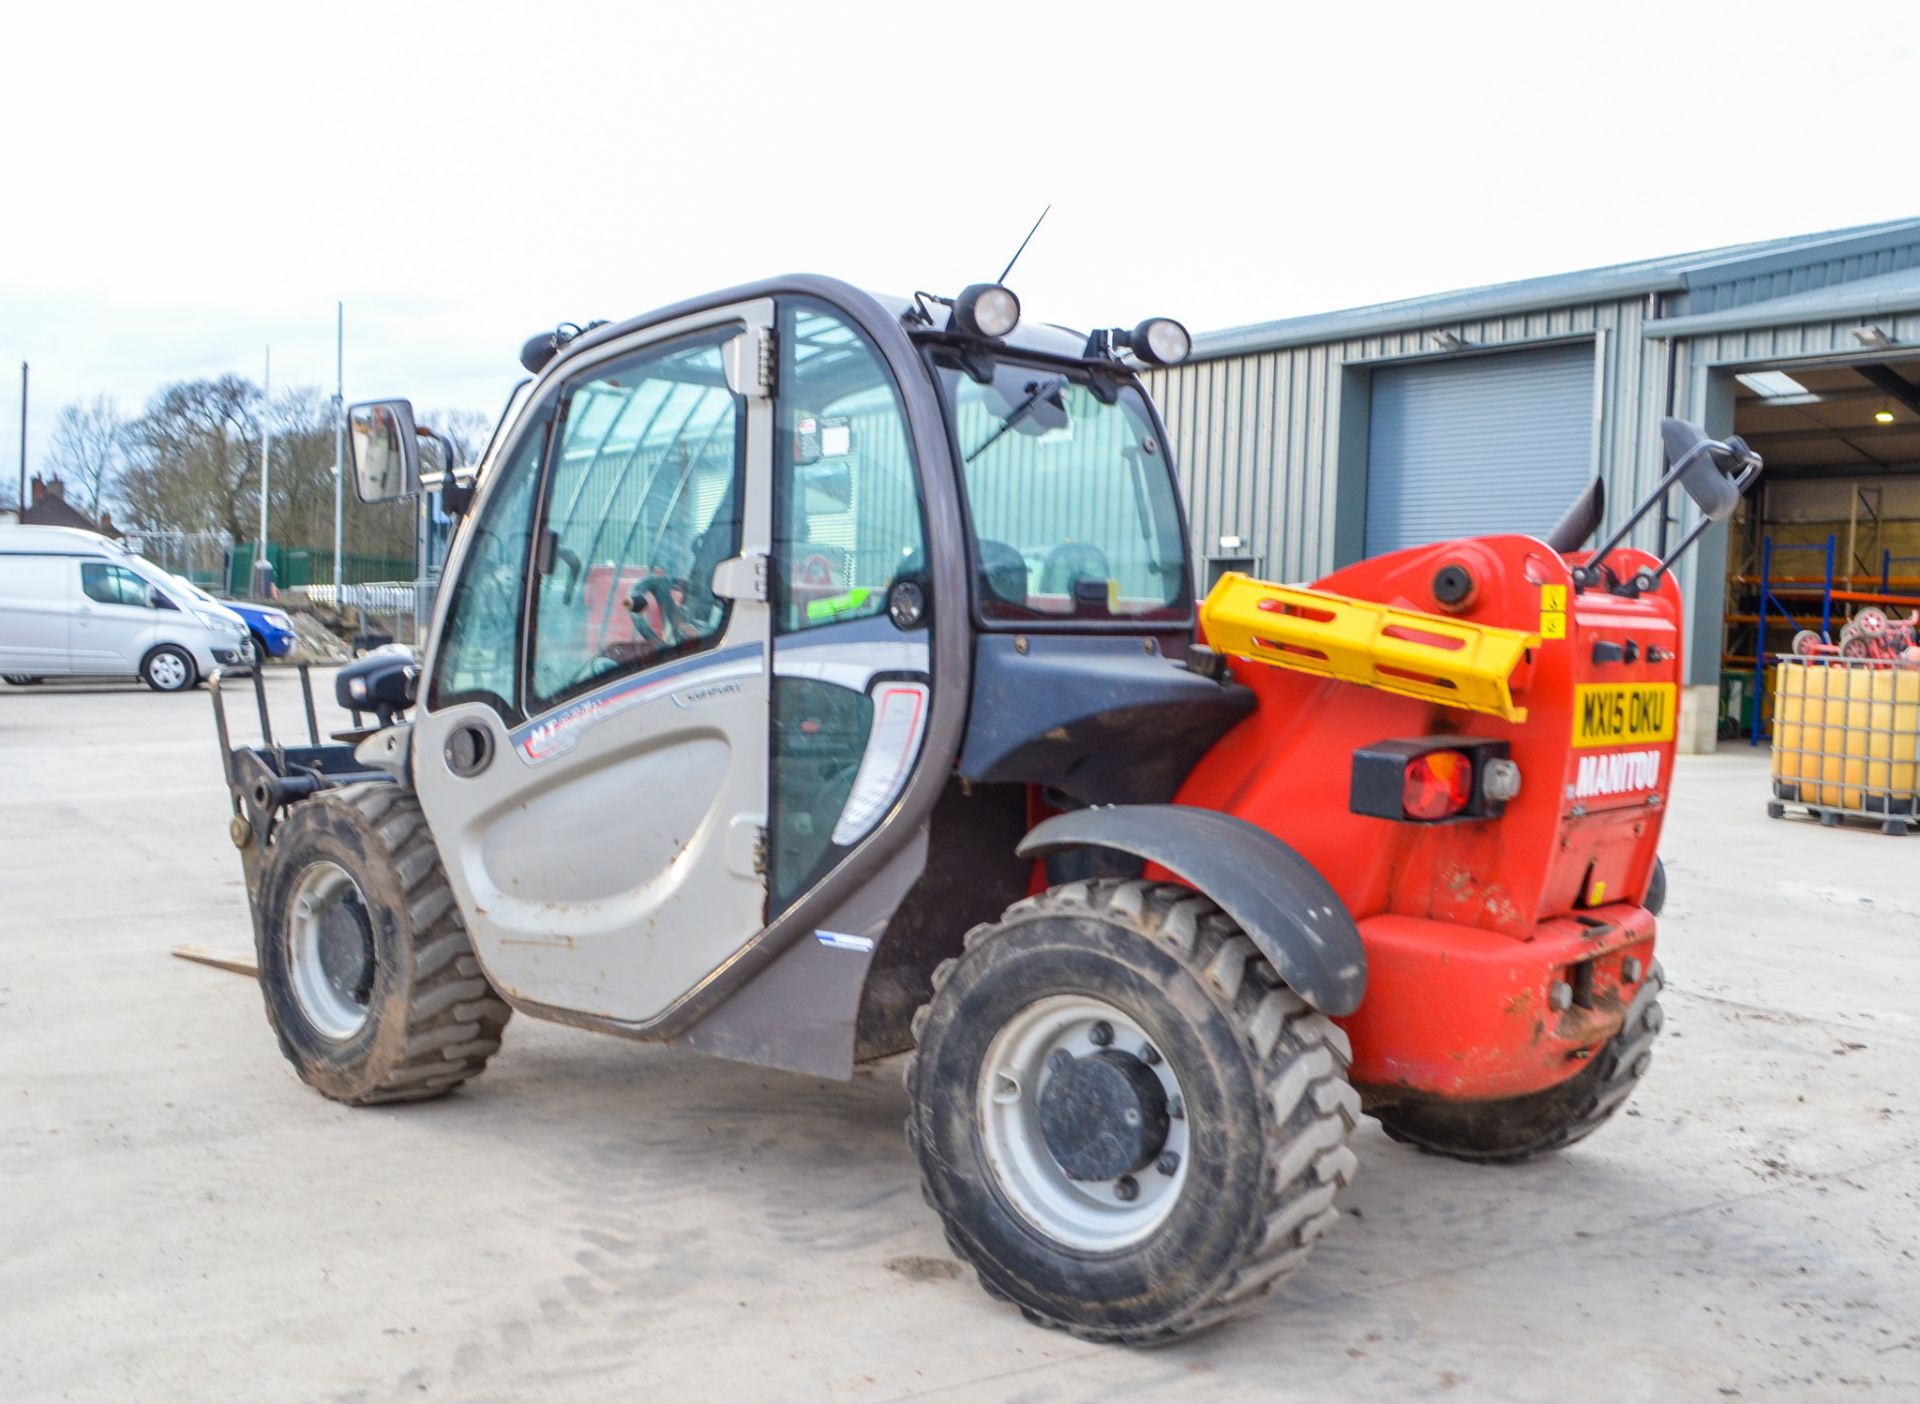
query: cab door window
[
  {"left": 80, "top": 562, "right": 153, "bottom": 608},
  {"left": 527, "top": 332, "right": 745, "bottom": 712},
  {"left": 768, "top": 301, "right": 928, "bottom": 913},
  {"left": 428, "top": 408, "right": 549, "bottom": 717},
  {"left": 774, "top": 302, "right": 927, "bottom": 632}
]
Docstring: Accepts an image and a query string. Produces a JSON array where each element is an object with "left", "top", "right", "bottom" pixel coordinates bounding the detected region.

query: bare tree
[
  {"left": 46, "top": 395, "right": 129, "bottom": 515},
  {"left": 420, "top": 407, "right": 493, "bottom": 468}
]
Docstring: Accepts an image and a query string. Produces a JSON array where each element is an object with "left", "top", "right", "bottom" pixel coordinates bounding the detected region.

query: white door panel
[
  {"left": 0, "top": 556, "right": 72, "bottom": 671},
  {"left": 413, "top": 298, "right": 776, "bottom": 1026}
]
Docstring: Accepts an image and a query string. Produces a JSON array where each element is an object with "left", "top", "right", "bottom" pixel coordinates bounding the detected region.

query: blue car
[
  {"left": 229, "top": 599, "right": 297, "bottom": 660},
  {"left": 168, "top": 573, "right": 296, "bottom": 663}
]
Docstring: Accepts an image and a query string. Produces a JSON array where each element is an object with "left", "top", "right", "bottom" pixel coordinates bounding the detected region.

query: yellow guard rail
[{"left": 1201, "top": 573, "right": 1538, "bottom": 722}]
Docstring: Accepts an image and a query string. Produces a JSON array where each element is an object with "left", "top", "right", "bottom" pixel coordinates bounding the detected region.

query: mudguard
[{"left": 1016, "top": 805, "right": 1367, "bottom": 1017}]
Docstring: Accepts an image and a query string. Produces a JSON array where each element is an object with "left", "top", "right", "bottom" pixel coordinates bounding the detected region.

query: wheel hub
[
  {"left": 287, "top": 861, "right": 376, "bottom": 1040},
  {"left": 1037, "top": 1049, "right": 1170, "bottom": 1181},
  {"left": 976, "top": 996, "right": 1191, "bottom": 1252}
]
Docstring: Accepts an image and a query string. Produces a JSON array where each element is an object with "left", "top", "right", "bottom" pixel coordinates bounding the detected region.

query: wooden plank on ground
[{"left": 170, "top": 946, "right": 259, "bottom": 978}]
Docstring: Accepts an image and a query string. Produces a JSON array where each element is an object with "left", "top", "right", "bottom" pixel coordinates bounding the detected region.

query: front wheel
[
  {"left": 1374, "top": 962, "right": 1665, "bottom": 1163},
  {"left": 141, "top": 645, "right": 197, "bottom": 692},
  {"left": 905, "top": 878, "right": 1360, "bottom": 1344},
  {"left": 255, "top": 783, "right": 511, "bottom": 1104}
]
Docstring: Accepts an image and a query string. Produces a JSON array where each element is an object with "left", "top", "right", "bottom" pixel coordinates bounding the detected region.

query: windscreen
[{"left": 932, "top": 351, "right": 1189, "bottom": 622}]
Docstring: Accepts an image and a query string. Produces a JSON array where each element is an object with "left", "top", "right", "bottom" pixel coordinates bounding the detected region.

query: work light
[
  {"left": 1130, "top": 317, "right": 1192, "bottom": 367},
  {"left": 953, "top": 283, "right": 1021, "bottom": 339}
]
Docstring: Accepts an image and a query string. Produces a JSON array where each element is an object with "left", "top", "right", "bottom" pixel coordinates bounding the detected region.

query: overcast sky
[{"left": 3, "top": 0, "right": 1914, "bottom": 495}]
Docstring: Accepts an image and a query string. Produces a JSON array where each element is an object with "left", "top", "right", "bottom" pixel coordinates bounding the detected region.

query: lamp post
[
  {"left": 333, "top": 302, "right": 345, "bottom": 600},
  {"left": 256, "top": 347, "right": 272, "bottom": 596}
]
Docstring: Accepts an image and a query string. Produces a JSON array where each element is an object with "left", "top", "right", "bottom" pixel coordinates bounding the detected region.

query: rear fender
[{"left": 1015, "top": 805, "right": 1367, "bottom": 1016}]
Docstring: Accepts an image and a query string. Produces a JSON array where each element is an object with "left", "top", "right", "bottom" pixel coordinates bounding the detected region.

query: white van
[{"left": 0, "top": 525, "right": 253, "bottom": 691}]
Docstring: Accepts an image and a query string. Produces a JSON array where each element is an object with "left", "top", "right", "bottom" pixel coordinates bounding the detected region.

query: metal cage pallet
[{"left": 1768, "top": 656, "right": 1920, "bottom": 836}]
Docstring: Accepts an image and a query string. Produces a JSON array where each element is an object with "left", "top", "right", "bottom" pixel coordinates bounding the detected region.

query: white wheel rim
[
  {"left": 287, "top": 861, "right": 375, "bottom": 1040},
  {"left": 977, "top": 994, "right": 1190, "bottom": 1253},
  {"left": 149, "top": 653, "right": 187, "bottom": 689}
]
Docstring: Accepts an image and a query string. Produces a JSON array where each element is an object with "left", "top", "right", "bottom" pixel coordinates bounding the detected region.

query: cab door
[
  {"left": 71, "top": 560, "right": 160, "bottom": 673},
  {"left": 413, "top": 302, "right": 776, "bottom": 1025}
]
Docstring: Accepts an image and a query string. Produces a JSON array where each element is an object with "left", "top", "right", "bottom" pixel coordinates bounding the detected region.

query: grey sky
[{"left": 3, "top": 0, "right": 1914, "bottom": 492}]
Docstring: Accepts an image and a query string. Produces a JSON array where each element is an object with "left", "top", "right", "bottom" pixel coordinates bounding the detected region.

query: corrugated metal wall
[{"left": 1144, "top": 296, "right": 1669, "bottom": 584}]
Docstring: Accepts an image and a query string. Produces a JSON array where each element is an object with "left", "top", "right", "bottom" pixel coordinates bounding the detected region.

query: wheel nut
[
  {"left": 1114, "top": 1175, "right": 1139, "bottom": 1202},
  {"left": 1156, "top": 1151, "right": 1180, "bottom": 1177},
  {"left": 1088, "top": 1021, "right": 1114, "bottom": 1047},
  {"left": 1622, "top": 957, "right": 1643, "bottom": 985},
  {"left": 1549, "top": 981, "right": 1574, "bottom": 1012}
]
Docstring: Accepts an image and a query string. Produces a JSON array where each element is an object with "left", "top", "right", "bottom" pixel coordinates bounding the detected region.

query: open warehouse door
[{"left": 1720, "top": 357, "right": 1920, "bottom": 740}]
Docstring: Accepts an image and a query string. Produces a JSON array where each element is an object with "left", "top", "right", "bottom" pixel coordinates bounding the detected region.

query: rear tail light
[
  {"left": 1403, "top": 750, "right": 1473, "bottom": 819},
  {"left": 1350, "top": 737, "right": 1515, "bottom": 823}
]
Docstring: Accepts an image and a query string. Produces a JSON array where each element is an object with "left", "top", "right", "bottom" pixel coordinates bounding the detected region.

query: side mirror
[
  {"left": 440, "top": 476, "right": 475, "bottom": 518},
  {"left": 348, "top": 400, "right": 420, "bottom": 502},
  {"left": 1660, "top": 418, "right": 1746, "bottom": 524}
]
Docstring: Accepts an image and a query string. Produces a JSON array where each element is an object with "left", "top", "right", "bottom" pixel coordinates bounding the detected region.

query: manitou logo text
[{"left": 1574, "top": 748, "right": 1662, "bottom": 799}]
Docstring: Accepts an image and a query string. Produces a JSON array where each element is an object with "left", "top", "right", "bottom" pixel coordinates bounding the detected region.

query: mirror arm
[
  {"left": 1570, "top": 439, "right": 1718, "bottom": 593},
  {"left": 1633, "top": 457, "right": 1762, "bottom": 592}
]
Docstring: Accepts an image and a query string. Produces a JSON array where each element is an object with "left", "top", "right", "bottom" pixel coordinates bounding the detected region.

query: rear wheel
[
  {"left": 905, "top": 878, "right": 1360, "bottom": 1344},
  {"left": 1374, "top": 962, "right": 1665, "bottom": 1164},
  {"left": 141, "top": 645, "right": 196, "bottom": 692},
  {"left": 255, "top": 783, "right": 510, "bottom": 1104}
]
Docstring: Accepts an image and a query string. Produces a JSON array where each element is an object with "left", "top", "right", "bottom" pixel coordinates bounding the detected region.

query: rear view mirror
[
  {"left": 348, "top": 400, "right": 421, "bottom": 502},
  {"left": 1660, "top": 418, "right": 1745, "bottom": 523}
]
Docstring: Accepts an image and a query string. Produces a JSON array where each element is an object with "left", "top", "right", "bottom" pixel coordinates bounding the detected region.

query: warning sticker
[{"left": 1540, "top": 584, "right": 1567, "bottom": 639}]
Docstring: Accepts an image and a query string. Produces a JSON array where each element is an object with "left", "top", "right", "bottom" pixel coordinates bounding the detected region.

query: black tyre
[
  {"left": 1374, "top": 961, "right": 1665, "bottom": 1164},
  {"left": 1645, "top": 856, "right": 1667, "bottom": 917},
  {"left": 250, "top": 630, "right": 273, "bottom": 667},
  {"left": 255, "top": 783, "right": 510, "bottom": 1104},
  {"left": 141, "top": 645, "right": 197, "bottom": 692},
  {"left": 905, "top": 878, "right": 1360, "bottom": 1344}
]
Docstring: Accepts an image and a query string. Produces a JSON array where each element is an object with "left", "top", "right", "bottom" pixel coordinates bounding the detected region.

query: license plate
[{"left": 1572, "top": 683, "right": 1676, "bottom": 749}]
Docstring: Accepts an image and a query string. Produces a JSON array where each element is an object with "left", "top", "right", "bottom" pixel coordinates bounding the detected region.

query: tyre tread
[
  {"left": 260, "top": 783, "right": 509, "bottom": 1105},
  {"left": 905, "top": 877, "right": 1359, "bottom": 1344}
]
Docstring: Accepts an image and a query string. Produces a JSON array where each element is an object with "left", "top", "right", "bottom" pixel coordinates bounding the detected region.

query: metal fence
[
  {"left": 225, "top": 543, "right": 415, "bottom": 597},
  {"left": 121, "top": 530, "right": 232, "bottom": 590},
  {"left": 294, "top": 579, "right": 439, "bottom": 645}
]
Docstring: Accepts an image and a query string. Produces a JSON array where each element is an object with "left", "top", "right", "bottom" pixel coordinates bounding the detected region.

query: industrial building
[{"left": 1146, "top": 217, "right": 1920, "bottom": 750}]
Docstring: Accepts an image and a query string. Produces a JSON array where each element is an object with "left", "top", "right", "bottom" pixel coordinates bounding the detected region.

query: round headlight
[
  {"left": 953, "top": 283, "right": 1021, "bottom": 339},
  {"left": 1131, "top": 317, "right": 1191, "bottom": 367}
]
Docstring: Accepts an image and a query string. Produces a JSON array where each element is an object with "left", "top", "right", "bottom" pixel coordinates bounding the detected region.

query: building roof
[{"left": 1194, "top": 217, "right": 1920, "bottom": 361}]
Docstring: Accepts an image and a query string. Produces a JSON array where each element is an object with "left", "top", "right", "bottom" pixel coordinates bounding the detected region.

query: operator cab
[{"left": 339, "top": 276, "right": 1243, "bottom": 1049}]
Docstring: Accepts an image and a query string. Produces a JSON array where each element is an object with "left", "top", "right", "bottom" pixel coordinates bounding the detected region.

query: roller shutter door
[{"left": 1365, "top": 343, "right": 1594, "bottom": 556}]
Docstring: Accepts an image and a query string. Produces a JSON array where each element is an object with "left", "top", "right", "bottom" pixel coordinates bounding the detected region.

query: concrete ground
[{"left": 2, "top": 669, "right": 1916, "bottom": 1402}]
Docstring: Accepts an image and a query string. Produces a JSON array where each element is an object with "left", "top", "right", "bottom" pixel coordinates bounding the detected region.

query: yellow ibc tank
[
  {"left": 1886, "top": 666, "right": 1920, "bottom": 807},
  {"left": 1775, "top": 661, "right": 1920, "bottom": 813},
  {"left": 1772, "top": 660, "right": 1844, "bottom": 804},
  {"left": 1840, "top": 665, "right": 1874, "bottom": 808}
]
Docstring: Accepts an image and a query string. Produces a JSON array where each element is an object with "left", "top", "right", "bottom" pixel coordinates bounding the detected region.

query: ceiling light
[
  {"left": 1735, "top": 371, "right": 1810, "bottom": 399},
  {"left": 1875, "top": 407, "right": 1896, "bottom": 424}
]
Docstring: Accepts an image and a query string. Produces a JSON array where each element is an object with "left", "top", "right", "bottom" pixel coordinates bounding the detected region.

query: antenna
[{"left": 997, "top": 205, "right": 1051, "bottom": 285}]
